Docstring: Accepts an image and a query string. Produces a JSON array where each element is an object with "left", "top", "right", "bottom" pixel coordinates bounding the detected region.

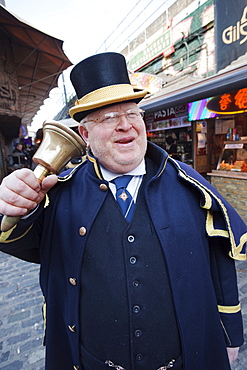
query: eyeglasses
[{"left": 83, "top": 109, "right": 145, "bottom": 127}]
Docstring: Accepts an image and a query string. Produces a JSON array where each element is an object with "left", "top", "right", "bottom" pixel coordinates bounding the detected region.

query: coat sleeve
[
  {"left": 0, "top": 171, "right": 77, "bottom": 264},
  {"left": 0, "top": 199, "right": 46, "bottom": 264},
  {"left": 209, "top": 236, "right": 244, "bottom": 347}
]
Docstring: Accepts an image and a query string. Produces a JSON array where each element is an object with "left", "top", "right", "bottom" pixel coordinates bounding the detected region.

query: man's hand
[
  {"left": 227, "top": 347, "right": 240, "bottom": 364},
  {"left": 0, "top": 168, "right": 57, "bottom": 217}
]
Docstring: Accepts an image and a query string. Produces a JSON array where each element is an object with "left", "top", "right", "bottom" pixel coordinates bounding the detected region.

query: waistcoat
[{"left": 79, "top": 171, "right": 181, "bottom": 370}]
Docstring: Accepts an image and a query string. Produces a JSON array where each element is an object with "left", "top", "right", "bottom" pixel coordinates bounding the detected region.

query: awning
[
  {"left": 0, "top": 5, "right": 72, "bottom": 127},
  {"left": 140, "top": 63, "right": 247, "bottom": 113}
]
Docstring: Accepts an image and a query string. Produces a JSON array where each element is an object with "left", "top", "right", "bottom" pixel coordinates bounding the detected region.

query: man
[
  {"left": 12, "top": 142, "right": 28, "bottom": 166},
  {"left": 0, "top": 52, "right": 247, "bottom": 370}
]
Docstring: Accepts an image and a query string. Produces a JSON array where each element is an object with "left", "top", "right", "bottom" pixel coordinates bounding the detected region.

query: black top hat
[{"left": 69, "top": 52, "right": 147, "bottom": 122}]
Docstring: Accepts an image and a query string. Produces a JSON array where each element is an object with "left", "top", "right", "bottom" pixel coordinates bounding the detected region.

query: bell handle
[{"left": 0, "top": 164, "right": 50, "bottom": 232}]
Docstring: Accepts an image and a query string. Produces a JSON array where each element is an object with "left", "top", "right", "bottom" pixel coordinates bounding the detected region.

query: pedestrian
[
  {"left": 12, "top": 142, "right": 28, "bottom": 166},
  {"left": 0, "top": 52, "right": 247, "bottom": 370}
]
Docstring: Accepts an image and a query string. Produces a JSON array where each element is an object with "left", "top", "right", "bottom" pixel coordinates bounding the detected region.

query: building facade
[{"left": 120, "top": 0, "right": 247, "bottom": 220}]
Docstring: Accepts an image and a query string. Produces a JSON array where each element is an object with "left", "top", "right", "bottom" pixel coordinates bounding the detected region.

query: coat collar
[
  {"left": 57, "top": 142, "right": 247, "bottom": 259},
  {"left": 86, "top": 141, "right": 169, "bottom": 181}
]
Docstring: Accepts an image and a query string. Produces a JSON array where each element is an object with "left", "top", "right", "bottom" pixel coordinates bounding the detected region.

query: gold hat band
[
  {"left": 75, "top": 84, "right": 138, "bottom": 106},
  {"left": 70, "top": 84, "right": 147, "bottom": 120}
]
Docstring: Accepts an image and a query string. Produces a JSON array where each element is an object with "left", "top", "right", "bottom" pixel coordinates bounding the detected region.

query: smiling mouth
[{"left": 116, "top": 138, "right": 134, "bottom": 144}]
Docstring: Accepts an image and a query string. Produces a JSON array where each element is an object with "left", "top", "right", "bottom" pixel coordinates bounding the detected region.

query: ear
[{"left": 79, "top": 125, "right": 89, "bottom": 146}]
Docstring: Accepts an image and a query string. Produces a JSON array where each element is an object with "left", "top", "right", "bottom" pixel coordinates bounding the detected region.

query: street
[
  {"left": 0, "top": 253, "right": 45, "bottom": 369},
  {"left": 0, "top": 252, "right": 247, "bottom": 369}
]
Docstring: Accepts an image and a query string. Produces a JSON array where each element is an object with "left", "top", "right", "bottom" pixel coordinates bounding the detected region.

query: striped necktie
[{"left": 112, "top": 175, "right": 134, "bottom": 222}]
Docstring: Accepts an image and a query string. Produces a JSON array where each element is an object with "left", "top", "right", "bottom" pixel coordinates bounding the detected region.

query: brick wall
[{"left": 210, "top": 176, "right": 247, "bottom": 225}]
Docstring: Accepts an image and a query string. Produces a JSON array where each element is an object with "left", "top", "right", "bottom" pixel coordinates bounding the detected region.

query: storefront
[
  {"left": 145, "top": 105, "right": 193, "bottom": 166},
  {"left": 140, "top": 63, "right": 247, "bottom": 220},
  {"left": 208, "top": 146, "right": 247, "bottom": 224},
  {"left": 143, "top": 99, "right": 218, "bottom": 174},
  {"left": 141, "top": 64, "right": 246, "bottom": 164},
  {"left": 187, "top": 98, "right": 218, "bottom": 174},
  {"left": 206, "top": 88, "right": 247, "bottom": 223},
  {"left": 186, "top": 92, "right": 247, "bottom": 174}
]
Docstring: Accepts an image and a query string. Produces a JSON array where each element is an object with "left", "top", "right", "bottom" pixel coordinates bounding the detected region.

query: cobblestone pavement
[
  {"left": 0, "top": 252, "right": 45, "bottom": 370},
  {"left": 0, "top": 252, "right": 247, "bottom": 369}
]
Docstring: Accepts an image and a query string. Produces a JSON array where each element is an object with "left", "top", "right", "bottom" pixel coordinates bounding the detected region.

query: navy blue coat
[{"left": 1, "top": 142, "right": 247, "bottom": 370}]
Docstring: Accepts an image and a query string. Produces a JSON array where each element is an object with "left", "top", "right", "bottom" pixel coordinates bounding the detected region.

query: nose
[{"left": 116, "top": 113, "right": 132, "bottom": 130}]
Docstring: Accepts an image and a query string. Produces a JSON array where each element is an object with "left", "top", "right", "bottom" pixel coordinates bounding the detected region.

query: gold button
[
  {"left": 99, "top": 183, "right": 108, "bottom": 191},
  {"left": 68, "top": 325, "right": 76, "bottom": 332},
  {"left": 79, "top": 227, "right": 86, "bottom": 236},
  {"left": 69, "top": 278, "right": 77, "bottom": 286},
  {"left": 73, "top": 366, "right": 79, "bottom": 370}
]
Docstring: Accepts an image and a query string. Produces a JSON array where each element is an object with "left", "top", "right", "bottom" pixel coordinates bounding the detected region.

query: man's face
[{"left": 79, "top": 102, "right": 147, "bottom": 173}]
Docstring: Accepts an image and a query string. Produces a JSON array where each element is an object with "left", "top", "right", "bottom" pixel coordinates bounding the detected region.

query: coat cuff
[{"left": 219, "top": 309, "right": 244, "bottom": 347}]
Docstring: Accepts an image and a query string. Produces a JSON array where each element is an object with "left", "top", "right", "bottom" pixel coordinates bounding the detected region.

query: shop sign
[
  {"left": 225, "top": 143, "right": 243, "bottom": 149},
  {"left": 0, "top": 82, "right": 18, "bottom": 112},
  {"left": 206, "top": 88, "right": 247, "bottom": 114},
  {"left": 188, "top": 98, "right": 217, "bottom": 121},
  {"left": 129, "top": 72, "right": 163, "bottom": 94},
  {"left": 222, "top": 6, "right": 247, "bottom": 45},
  {"left": 128, "top": 29, "right": 173, "bottom": 71},
  {"left": 153, "top": 105, "right": 187, "bottom": 121},
  {"left": 215, "top": 0, "right": 247, "bottom": 71},
  {"left": 145, "top": 105, "right": 189, "bottom": 131}
]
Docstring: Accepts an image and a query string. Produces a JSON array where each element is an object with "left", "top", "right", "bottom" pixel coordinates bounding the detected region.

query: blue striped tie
[{"left": 112, "top": 175, "right": 134, "bottom": 222}]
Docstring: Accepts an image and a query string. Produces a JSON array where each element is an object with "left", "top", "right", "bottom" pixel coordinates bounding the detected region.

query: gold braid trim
[
  {"left": 206, "top": 211, "right": 229, "bottom": 238},
  {"left": 0, "top": 224, "right": 17, "bottom": 242},
  {"left": 57, "top": 164, "right": 83, "bottom": 182},
  {"left": 44, "top": 194, "right": 50, "bottom": 208},
  {"left": 42, "top": 296, "right": 47, "bottom": 347},
  {"left": 218, "top": 303, "right": 241, "bottom": 314},
  {"left": 170, "top": 158, "right": 247, "bottom": 259},
  {"left": 230, "top": 251, "right": 246, "bottom": 260},
  {"left": 229, "top": 232, "right": 247, "bottom": 260},
  {"left": 0, "top": 224, "right": 33, "bottom": 243},
  {"left": 87, "top": 154, "right": 103, "bottom": 180},
  {"left": 157, "top": 156, "right": 168, "bottom": 177}
]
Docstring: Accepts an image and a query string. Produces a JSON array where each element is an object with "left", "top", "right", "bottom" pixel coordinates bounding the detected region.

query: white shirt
[
  {"left": 23, "top": 161, "right": 146, "bottom": 220},
  {"left": 100, "top": 160, "right": 146, "bottom": 202}
]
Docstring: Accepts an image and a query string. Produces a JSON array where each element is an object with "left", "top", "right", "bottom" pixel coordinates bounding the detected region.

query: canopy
[
  {"left": 140, "top": 63, "right": 247, "bottom": 113},
  {"left": 0, "top": 5, "right": 72, "bottom": 128}
]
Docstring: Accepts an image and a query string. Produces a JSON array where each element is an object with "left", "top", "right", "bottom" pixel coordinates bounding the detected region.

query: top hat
[{"left": 69, "top": 52, "right": 148, "bottom": 122}]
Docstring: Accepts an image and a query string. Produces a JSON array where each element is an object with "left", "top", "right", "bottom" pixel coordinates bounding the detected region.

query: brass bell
[{"left": 1, "top": 120, "right": 85, "bottom": 232}]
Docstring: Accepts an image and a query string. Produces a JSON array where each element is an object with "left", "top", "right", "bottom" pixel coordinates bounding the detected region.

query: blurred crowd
[{"left": 8, "top": 128, "right": 43, "bottom": 172}]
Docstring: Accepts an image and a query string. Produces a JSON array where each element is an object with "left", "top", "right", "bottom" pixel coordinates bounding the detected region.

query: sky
[{"left": 5, "top": 0, "right": 172, "bottom": 134}]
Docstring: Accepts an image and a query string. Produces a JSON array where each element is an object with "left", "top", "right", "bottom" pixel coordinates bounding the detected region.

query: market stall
[{"left": 207, "top": 139, "right": 247, "bottom": 224}]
